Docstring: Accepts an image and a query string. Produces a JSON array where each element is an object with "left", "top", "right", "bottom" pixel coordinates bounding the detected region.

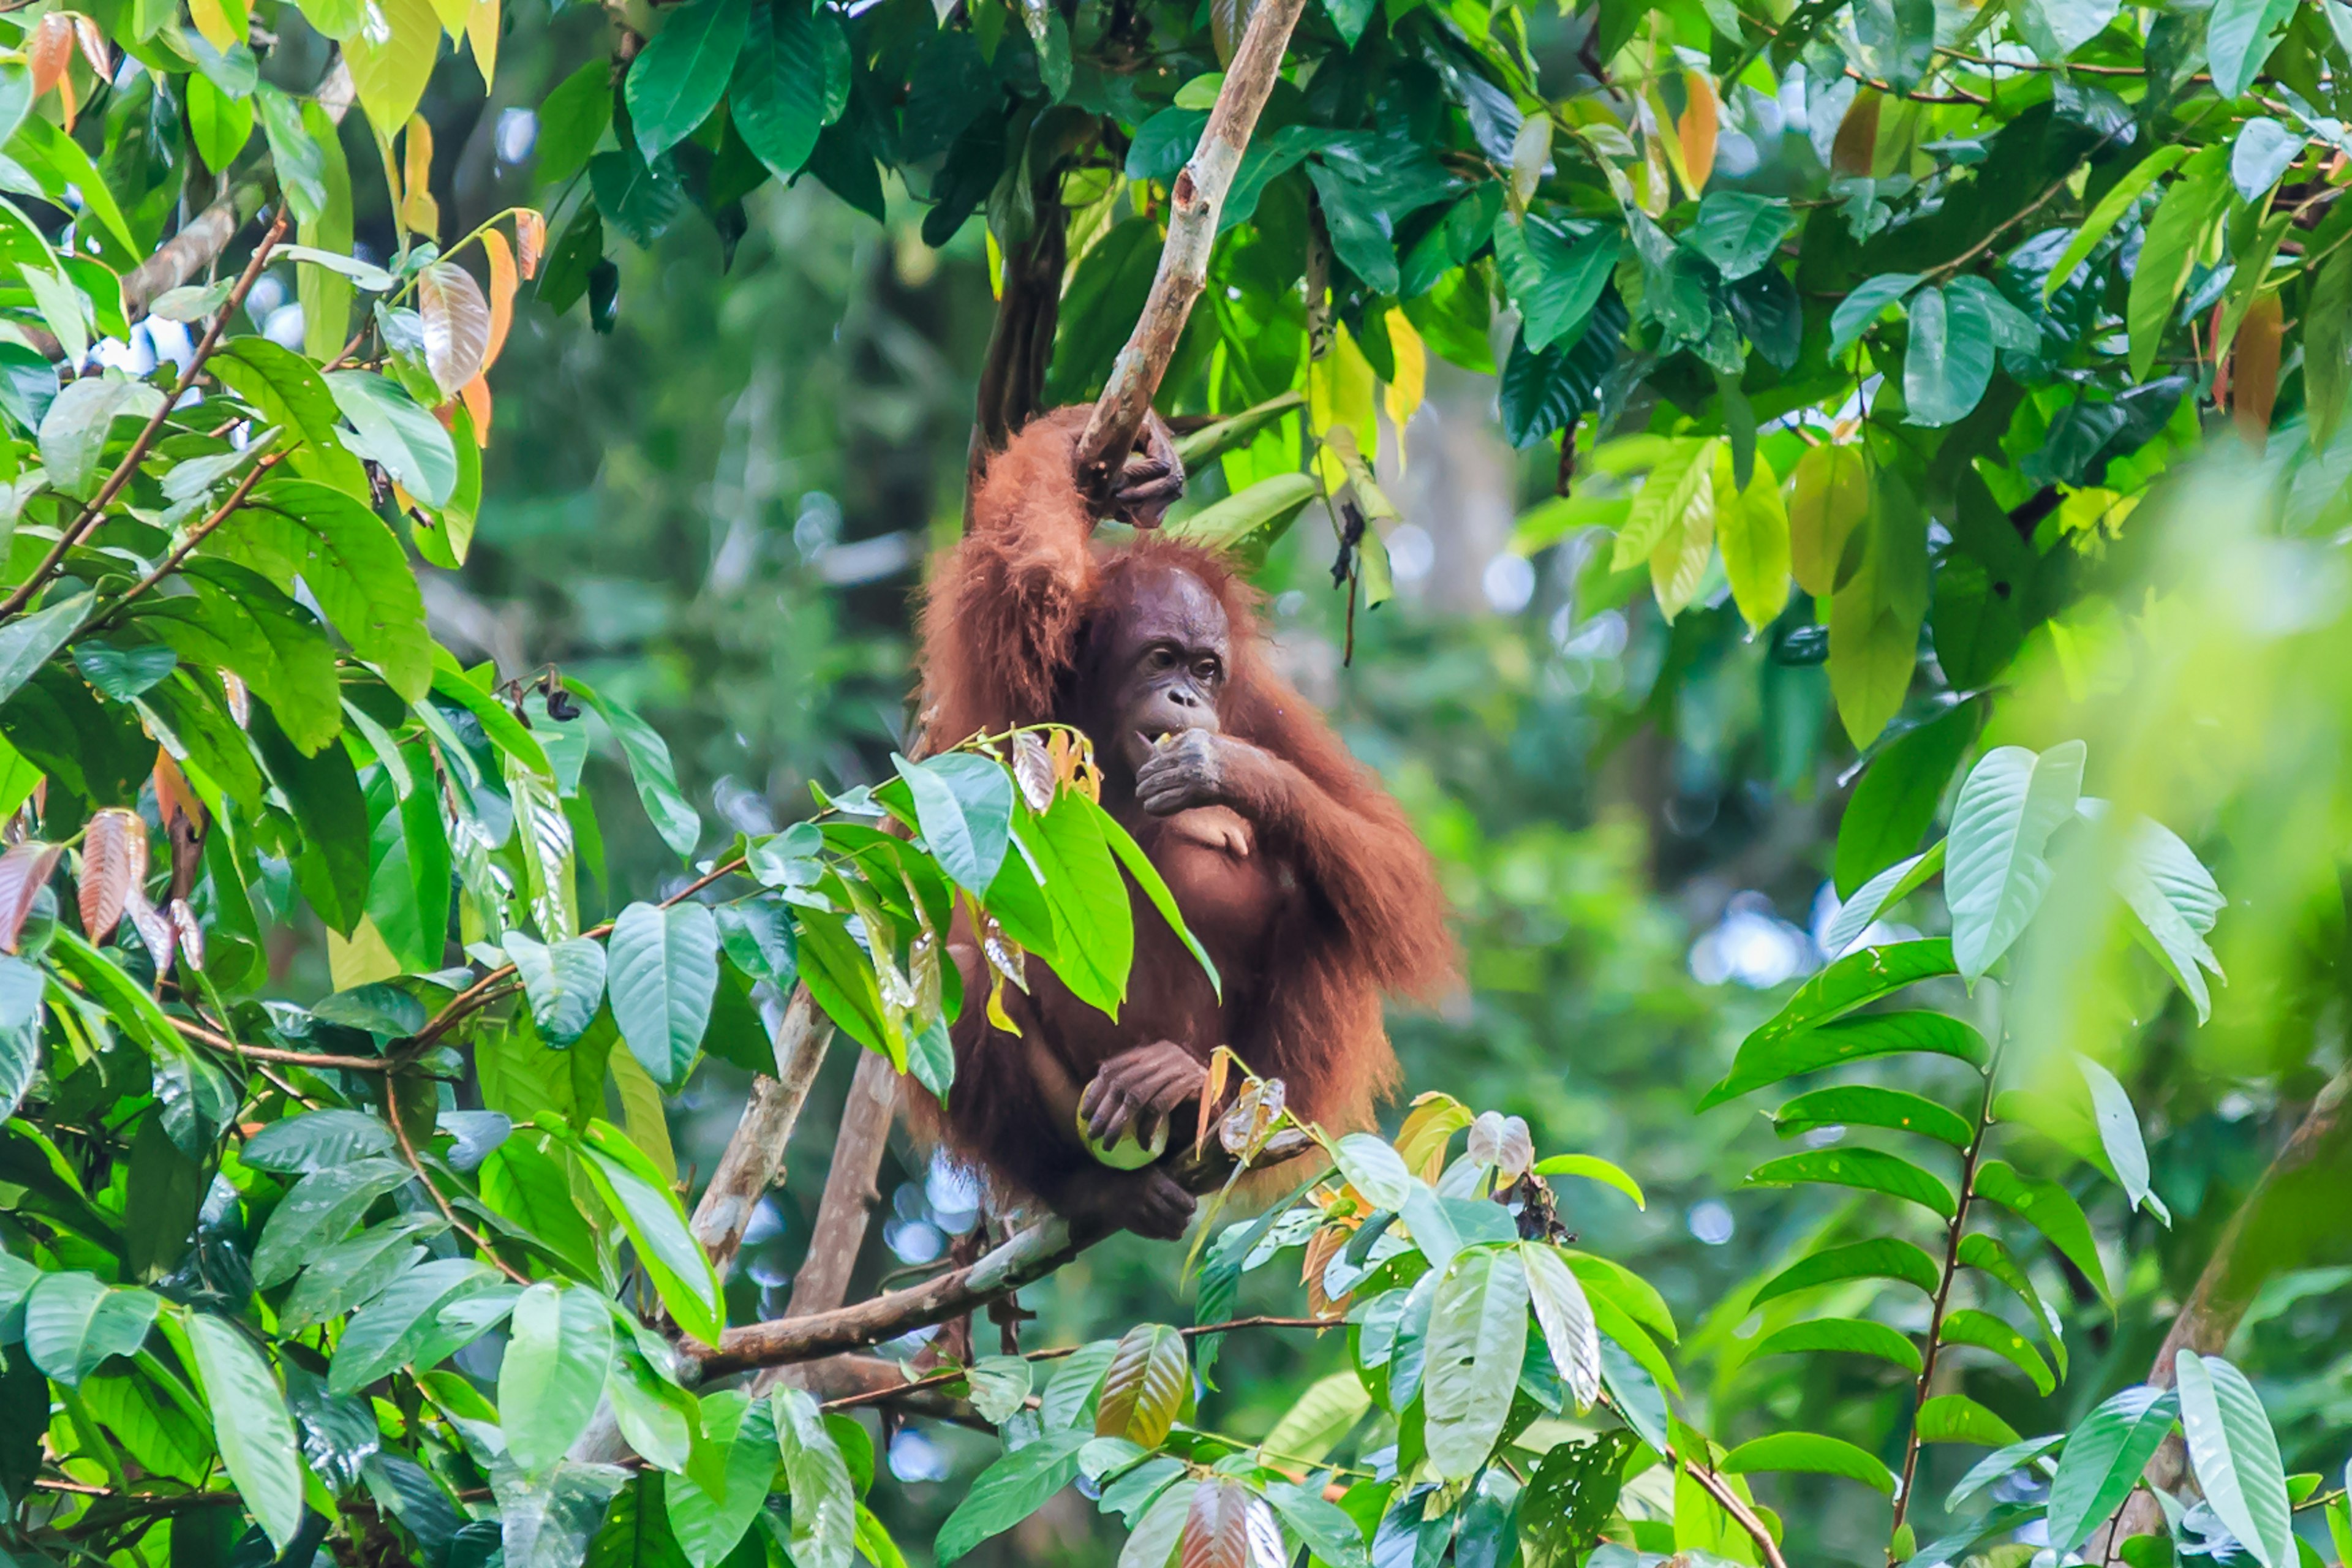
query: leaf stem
[{"left": 383, "top": 1068, "right": 532, "bottom": 1286}]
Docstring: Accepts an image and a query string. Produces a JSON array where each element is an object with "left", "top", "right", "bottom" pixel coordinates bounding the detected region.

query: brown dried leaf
[
  {"left": 1302, "top": 1224, "right": 1347, "bottom": 1317},
  {"left": 170, "top": 898, "right": 206, "bottom": 971},
  {"left": 124, "top": 883, "right": 176, "bottom": 972},
  {"left": 152, "top": 748, "right": 205, "bottom": 835},
  {"left": 0, "top": 843, "right": 62, "bottom": 952},
  {"left": 1095, "top": 1323, "right": 1189, "bottom": 1446},
  {"left": 1196, "top": 1046, "right": 1235, "bottom": 1156},
  {"left": 481, "top": 228, "right": 518, "bottom": 371},
  {"left": 78, "top": 808, "right": 146, "bottom": 946},
  {"left": 1011, "top": 731, "right": 1055, "bottom": 811},
  {"left": 1466, "top": 1110, "right": 1534, "bottom": 1182},
  {"left": 418, "top": 260, "right": 491, "bottom": 397},
  {"left": 1219, "top": 1075, "right": 1286, "bottom": 1157},
  {"left": 72, "top": 15, "right": 110, "bottom": 78},
  {"left": 514, "top": 209, "right": 546, "bottom": 279}
]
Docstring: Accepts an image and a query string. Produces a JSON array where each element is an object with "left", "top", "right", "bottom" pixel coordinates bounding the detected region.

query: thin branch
[
  {"left": 1679, "top": 1454, "right": 1791, "bottom": 1568},
  {"left": 169, "top": 1014, "right": 394, "bottom": 1072},
  {"left": 100, "top": 451, "right": 284, "bottom": 622},
  {"left": 688, "top": 987, "right": 833, "bottom": 1281},
  {"left": 385, "top": 1070, "right": 532, "bottom": 1286},
  {"left": 687, "top": 1134, "right": 1317, "bottom": 1380},
  {"left": 0, "top": 210, "right": 290, "bottom": 623},
  {"left": 1074, "top": 0, "right": 1311, "bottom": 492},
  {"left": 815, "top": 1315, "right": 1343, "bottom": 1411}
]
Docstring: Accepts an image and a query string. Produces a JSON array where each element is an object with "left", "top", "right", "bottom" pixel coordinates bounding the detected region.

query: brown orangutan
[{"left": 910, "top": 406, "right": 1456, "bottom": 1239}]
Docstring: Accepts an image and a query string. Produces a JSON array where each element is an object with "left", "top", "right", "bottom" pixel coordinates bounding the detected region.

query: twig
[
  {"left": 0, "top": 210, "right": 290, "bottom": 622},
  {"left": 1074, "top": 0, "right": 1311, "bottom": 492},
  {"left": 100, "top": 453, "right": 284, "bottom": 622},
  {"left": 1680, "top": 1454, "right": 1791, "bottom": 1568},
  {"left": 385, "top": 1070, "right": 532, "bottom": 1286},
  {"left": 815, "top": 1314, "right": 1343, "bottom": 1411},
  {"left": 170, "top": 1014, "right": 394, "bottom": 1072}
]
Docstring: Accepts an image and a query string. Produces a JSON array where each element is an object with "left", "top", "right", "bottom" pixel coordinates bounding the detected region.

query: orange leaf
[
  {"left": 0, "top": 843, "right": 62, "bottom": 952},
  {"left": 2232, "top": 292, "right": 2283, "bottom": 448},
  {"left": 78, "top": 807, "right": 147, "bottom": 947},
  {"left": 481, "top": 228, "right": 517, "bottom": 370},
  {"left": 152, "top": 748, "right": 205, "bottom": 835},
  {"left": 1678, "top": 71, "right": 1719, "bottom": 194},
  {"left": 29, "top": 13, "right": 76, "bottom": 104},
  {"left": 514, "top": 209, "right": 546, "bottom": 279},
  {"left": 401, "top": 113, "right": 440, "bottom": 239},
  {"left": 417, "top": 260, "right": 491, "bottom": 396},
  {"left": 460, "top": 374, "right": 492, "bottom": 444}
]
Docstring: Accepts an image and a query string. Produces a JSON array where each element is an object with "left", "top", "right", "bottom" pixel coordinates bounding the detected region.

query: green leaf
[
  {"left": 1683, "top": 191, "right": 1793, "bottom": 281},
  {"left": 576, "top": 1125, "right": 723, "bottom": 1347},
  {"left": 251, "top": 1156, "right": 415, "bottom": 1288},
  {"left": 0, "top": 589, "right": 92, "bottom": 709},
  {"left": 1703, "top": 1008, "right": 1986, "bottom": 1109},
  {"left": 1836, "top": 701, "right": 1974, "bottom": 899},
  {"left": 1828, "top": 273, "right": 1921, "bottom": 357},
  {"left": 895, "top": 752, "right": 1012, "bottom": 897},
  {"left": 1827, "top": 470, "right": 1929, "bottom": 748},
  {"left": 2309, "top": 244, "right": 2352, "bottom": 442},
  {"left": 328, "top": 1257, "right": 501, "bottom": 1393},
  {"left": 1492, "top": 215, "right": 1618, "bottom": 353},
  {"left": 1305, "top": 162, "right": 1400, "bottom": 294},
  {"left": 1969, "top": 1160, "right": 2109, "bottom": 1303},
  {"left": 1530, "top": 1153, "right": 1645, "bottom": 1209},
  {"left": 256, "top": 85, "right": 328, "bottom": 224},
  {"left": 343, "top": 0, "right": 440, "bottom": 131},
  {"left": 1424, "top": 1246, "right": 1530, "bottom": 1482},
  {"left": 326, "top": 371, "right": 457, "bottom": 507},
  {"left": 185, "top": 1314, "right": 306, "bottom": 1553},
  {"left": 281, "top": 1218, "right": 435, "bottom": 1333},
  {"left": 1028, "top": 791, "right": 1133, "bottom": 1015},
  {"left": 1773, "top": 1085, "right": 1975, "bottom": 1148},
  {"left": 1823, "top": 843, "right": 1947, "bottom": 963},
  {"left": 1945, "top": 742, "right": 2086, "bottom": 982},
  {"left": 774, "top": 1385, "right": 858, "bottom": 1568},
  {"left": 24, "top": 1273, "right": 159, "bottom": 1385},
  {"left": 187, "top": 73, "right": 255, "bottom": 174},
  {"left": 2046, "top": 1385, "right": 2178, "bottom": 1555},
  {"left": 1714, "top": 445, "right": 1790, "bottom": 633},
  {"left": 627, "top": 0, "right": 749, "bottom": 160},
  {"left": 1904, "top": 285, "right": 1996, "bottom": 427},
  {"left": 38, "top": 375, "right": 164, "bottom": 499},
  {"left": 2044, "top": 145, "right": 2192, "bottom": 304},
  {"left": 1560, "top": 1250, "right": 1677, "bottom": 1345},
  {"left": 2127, "top": 147, "right": 2231, "bottom": 380},
  {"left": 209, "top": 477, "right": 432, "bottom": 700},
  {"left": 1939, "top": 1308, "right": 2054, "bottom": 1395},
  {"left": 2177, "top": 1351, "right": 2293, "bottom": 1568},
  {"left": 2106, "top": 810, "right": 2225, "bottom": 1024},
  {"left": 502, "top": 1283, "right": 616, "bottom": 1475},
  {"left": 506, "top": 932, "right": 609, "bottom": 1046},
  {"left": 1746, "top": 1316, "right": 1922, "bottom": 1373},
  {"left": 935, "top": 1427, "right": 1090, "bottom": 1564},
  {"left": 2207, "top": 0, "right": 2296, "bottom": 97},
  {"left": 1744, "top": 1147, "right": 1956, "bottom": 1219},
  {"left": 729, "top": 0, "right": 829, "bottom": 179},
  {"left": 607, "top": 901, "right": 720, "bottom": 1087},
  {"left": 666, "top": 1392, "right": 776, "bottom": 1567},
  {"left": 605, "top": 1348, "right": 697, "bottom": 1476},
  {"left": 1095, "top": 805, "right": 1221, "bottom": 1000},
  {"left": 1721, "top": 1432, "right": 1896, "bottom": 1495},
  {"left": 1956, "top": 1232, "right": 2065, "bottom": 1376},
  {"left": 2075, "top": 1054, "right": 2160, "bottom": 1219},
  {"left": 535, "top": 61, "right": 613, "bottom": 188},
  {"left": 1095, "top": 1324, "right": 1189, "bottom": 1447},
  {"left": 1945, "top": 1433, "right": 2064, "bottom": 1513},
  {"left": 1259, "top": 1372, "right": 1373, "bottom": 1466},
  {"left": 1160, "top": 472, "right": 1316, "bottom": 570},
  {"left": 0, "top": 957, "right": 43, "bottom": 1123},
  {"left": 1917, "top": 1393, "right": 2021, "bottom": 1447},
  {"left": 251, "top": 702, "right": 371, "bottom": 931},
  {"left": 1751, "top": 1237, "right": 1942, "bottom": 1307}
]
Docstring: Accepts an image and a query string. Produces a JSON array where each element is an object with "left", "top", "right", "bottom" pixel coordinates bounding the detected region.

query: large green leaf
[
  {"left": 250, "top": 1156, "right": 415, "bottom": 1289},
  {"left": 1683, "top": 190, "right": 1793, "bottom": 281},
  {"left": 1744, "top": 1146, "right": 1956, "bottom": 1219},
  {"left": 243, "top": 1109, "right": 401, "bottom": 1174},
  {"left": 1721, "top": 1432, "right": 1896, "bottom": 1495},
  {"left": 2044, "top": 145, "right": 2192, "bottom": 304},
  {"left": 1903, "top": 284, "right": 1996, "bottom": 428},
  {"left": 1773, "top": 1084, "right": 1974, "bottom": 1148},
  {"left": 576, "top": 1124, "right": 723, "bottom": 1348},
  {"left": 774, "top": 1387, "right": 858, "bottom": 1568},
  {"left": 1027, "top": 792, "right": 1133, "bottom": 1015},
  {"left": 1971, "top": 1160, "right": 2109, "bottom": 1303},
  {"left": 607, "top": 901, "right": 720, "bottom": 1087},
  {"left": 327, "top": 371, "right": 458, "bottom": 508},
  {"left": 506, "top": 932, "right": 610, "bottom": 1047},
  {"left": 0, "top": 953, "right": 41, "bottom": 1121},
  {"left": 569, "top": 677, "right": 702, "bottom": 861},
  {"left": 1835, "top": 700, "right": 1974, "bottom": 898},
  {"left": 23, "top": 1272, "right": 159, "bottom": 1385},
  {"left": 502, "top": 1284, "right": 616, "bottom": 1475},
  {"left": 626, "top": 0, "right": 749, "bottom": 159},
  {"left": 281, "top": 1218, "right": 437, "bottom": 1333},
  {"left": 328, "top": 1257, "right": 502, "bottom": 1395},
  {"left": 935, "top": 1427, "right": 1090, "bottom": 1564},
  {"left": 1747, "top": 1316, "right": 1921, "bottom": 1373},
  {"left": 729, "top": 0, "right": 831, "bottom": 178},
  {"left": 1522, "top": 1243, "right": 1602, "bottom": 1411},
  {"left": 1820, "top": 843, "right": 1945, "bottom": 960},
  {"left": 895, "top": 752, "right": 1012, "bottom": 898},
  {"left": 1917, "top": 1393, "right": 2022, "bottom": 1447},
  {"left": 1493, "top": 215, "right": 1618, "bottom": 353},
  {"left": 1424, "top": 1246, "right": 1531, "bottom": 1481},
  {"left": 1751, "top": 1238, "right": 1943, "bottom": 1306},
  {"left": 185, "top": 1314, "right": 305, "bottom": 1551},
  {"left": 666, "top": 1391, "right": 776, "bottom": 1568},
  {"left": 1732, "top": 937, "right": 1956, "bottom": 1050},
  {"left": 1945, "top": 742, "right": 2085, "bottom": 982},
  {"left": 0, "top": 590, "right": 92, "bottom": 709},
  {"left": 1095, "top": 1324, "right": 1189, "bottom": 1447},
  {"left": 2046, "top": 1385, "right": 2178, "bottom": 1555},
  {"left": 1939, "top": 1309, "right": 2054, "bottom": 1395},
  {"left": 2126, "top": 147, "right": 2231, "bottom": 380},
  {"left": 1702, "top": 1007, "right": 1985, "bottom": 1109},
  {"left": 2075, "top": 1054, "right": 2160, "bottom": 1218},
  {"left": 2176, "top": 1351, "right": 2293, "bottom": 1568},
  {"left": 211, "top": 337, "right": 371, "bottom": 499},
  {"left": 2206, "top": 0, "right": 2296, "bottom": 97},
  {"left": 209, "top": 478, "right": 433, "bottom": 701},
  {"left": 250, "top": 703, "right": 371, "bottom": 931}
]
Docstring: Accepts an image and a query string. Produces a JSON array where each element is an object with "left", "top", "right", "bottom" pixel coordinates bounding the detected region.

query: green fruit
[{"left": 1076, "top": 1106, "right": 1170, "bottom": 1170}]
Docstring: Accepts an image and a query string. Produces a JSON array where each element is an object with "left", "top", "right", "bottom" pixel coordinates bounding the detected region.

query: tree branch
[
  {"left": 688, "top": 988, "right": 833, "bottom": 1281},
  {"left": 1073, "top": 0, "right": 1310, "bottom": 493},
  {"left": 687, "top": 1134, "right": 1316, "bottom": 1381}
]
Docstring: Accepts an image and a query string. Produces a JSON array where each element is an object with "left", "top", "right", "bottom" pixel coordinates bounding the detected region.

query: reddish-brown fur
[{"left": 912, "top": 407, "right": 1456, "bottom": 1215}]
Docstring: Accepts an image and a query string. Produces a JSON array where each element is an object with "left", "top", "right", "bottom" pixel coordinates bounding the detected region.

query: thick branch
[
  {"left": 688, "top": 989, "right": 833, "bottom": 1281},
  {"left": 688, "top": 1134, "right": 1314, "bottom": 1381},
  {"left": 779, "top": 1049, "right": 900, "bottom": 1321},
  {"left": 1073, "top": 0, "right": 1309, "bottom": 492},
  {"left": 2108, "top": 1063, "right": 2352, "bottom": 1544}
]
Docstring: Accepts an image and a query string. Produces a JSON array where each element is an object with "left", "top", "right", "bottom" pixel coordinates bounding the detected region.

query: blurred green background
[{"left": 281, "top": 5, "right": 2352, "bottom": 1557}]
